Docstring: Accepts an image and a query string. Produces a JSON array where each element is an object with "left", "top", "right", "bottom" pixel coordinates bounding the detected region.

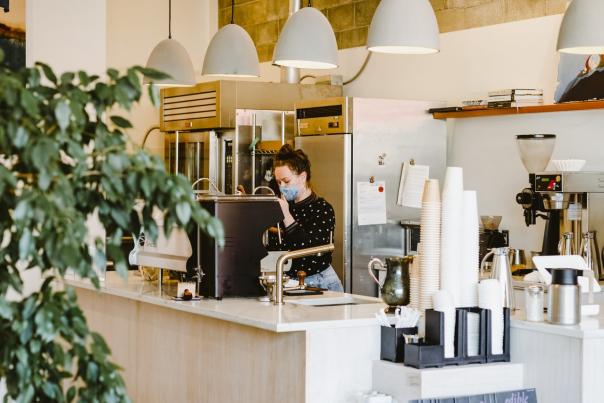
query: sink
[{"left": 287, "top": 296, "right": 381, "bottom": 307}]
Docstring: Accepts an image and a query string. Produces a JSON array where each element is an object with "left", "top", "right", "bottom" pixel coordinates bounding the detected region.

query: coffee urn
[{"left": 547, "top": 268, "right": 582, "bottom": 325}]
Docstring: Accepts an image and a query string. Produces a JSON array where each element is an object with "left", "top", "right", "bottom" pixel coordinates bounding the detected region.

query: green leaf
[
  {"left": 13, "top": 126, "right": 29, "bottom": 148},
  {"left": 136, "top": 66, "right": 170, "bottom": 80},
  {"left": 148, "top": 83, "right": 160, "bottom": 107},
  {"left": 31, "top": 138, "right": 55, "bottom": 171},
  {"left": 39, "top": 170, "right": 52, "bottom": 190},
  {"left": 20, "top": 90, "right": 39, "bottom": 117},
  {"left": 78, "top": 71, "right": 90, "bottom": 86},
  {"left": 38, "top": 62, "right": 57, "bottom": 84},
  {"left": 175, "top": 202, "right": 191, "bottom": 224},
  {"left": 67, "top": 386, "right": 76, "bottom": 402},
  {"left": 55, "top": 100, "right": 71, "bottom": 131},
  {"left": 110, "top": 115, "right": 133, "bottom": 129},
  {"left": 19, "top": 228, "right": 32, "bottom": 260},
  {"left": 0, "top": 298, "right": 12, "bottom": 320},
  {"left": 14, "top": 200, "right": 29, "bottom": 221},
  {"left": 107, "top": 68, "right": 119, "bottom": 81},
  {"left": 60, "top": 71, "right": 75, "bottom": 85}
]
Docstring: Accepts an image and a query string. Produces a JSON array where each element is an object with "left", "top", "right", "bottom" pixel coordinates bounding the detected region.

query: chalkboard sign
[{"left": 410, "top": 388, "right": 537, "bottom": 403}]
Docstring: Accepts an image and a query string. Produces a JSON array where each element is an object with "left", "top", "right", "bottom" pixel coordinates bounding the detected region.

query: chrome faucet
[{"left": 274, "top": 243, "right": 335, "bottom": 305}]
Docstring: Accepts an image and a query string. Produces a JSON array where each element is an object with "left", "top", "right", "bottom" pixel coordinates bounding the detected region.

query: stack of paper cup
[
  {"left": 440, "top": 167, "right": 464, "bottom": 307},
  {"left": 433, "top": 290, "right": 456, "bottom": 358},
  {"left": 466, "top": 312, "right": 480, "bottom": 356},
  {"left": 460, "top": 190, "right": 479, "bottom": 307},
  {"left": 410, "top": 247, "right": 420, "bottom": 310},
  {"left": 479, "top": 279, "right": 504, "bottom": 355},
  {"left": 419, "top": 179, "right": 441, "bottom": 312}
]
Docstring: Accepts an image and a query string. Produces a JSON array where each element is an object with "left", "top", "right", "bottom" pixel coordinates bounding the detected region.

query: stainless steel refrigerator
[{"left": 295, "top": 97, "right": 447, "bottom": 296}]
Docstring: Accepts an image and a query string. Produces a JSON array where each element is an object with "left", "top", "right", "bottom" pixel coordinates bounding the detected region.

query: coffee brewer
[{"left": 515, "top": 134, "right": 604, "bottom": 280}]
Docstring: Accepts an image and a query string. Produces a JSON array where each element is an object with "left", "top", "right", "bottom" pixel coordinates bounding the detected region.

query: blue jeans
[{"left": 305, "top": 266, "right": 344, "bottom": 292}]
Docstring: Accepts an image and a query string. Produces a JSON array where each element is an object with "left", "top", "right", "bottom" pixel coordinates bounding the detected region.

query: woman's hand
[{"left": 278, "top": 195, "right": 295, "bottom": 227}]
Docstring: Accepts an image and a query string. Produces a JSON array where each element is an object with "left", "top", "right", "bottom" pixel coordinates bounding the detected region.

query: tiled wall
[{"left": 218, "top": 0, "right": 569, "bottom": 62}]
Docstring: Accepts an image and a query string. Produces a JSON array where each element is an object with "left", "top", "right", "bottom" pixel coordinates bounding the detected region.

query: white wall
[
  {"left": 106, "top": 0, "right": 217, "bottom": 151},
  {"left": 26, "top": 0, "right": 106, "bottom": 75}
]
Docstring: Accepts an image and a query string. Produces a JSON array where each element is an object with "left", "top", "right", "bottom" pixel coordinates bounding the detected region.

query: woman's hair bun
[{"left": 275, "top": 144, "right": 311, "bottom": 180}]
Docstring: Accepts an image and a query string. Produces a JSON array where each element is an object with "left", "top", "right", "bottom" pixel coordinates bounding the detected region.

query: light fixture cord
[
  {"left": 307, "top": 0, "right": 312, "bottom": 6},
  {"left": 168, "top": 0, "right": 172, "bottom": 39},
  {"left": 231, "top": 0, "right": 235, "bottom": 24}
]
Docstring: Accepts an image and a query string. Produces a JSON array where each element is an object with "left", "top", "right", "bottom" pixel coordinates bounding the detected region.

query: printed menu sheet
[
  {"left": 397, "top": 163, "right": 430, "bottom": 208},
  {"left": 357, "top": 181, "right": 387, "bottom": 226}
]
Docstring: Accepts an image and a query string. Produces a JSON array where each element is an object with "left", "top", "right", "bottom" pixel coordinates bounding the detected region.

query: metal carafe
[
  {"left": 558, "top": 232, "right": 575, "bottom": 255},
  {"left": 580, "top": 232, "right": 603, "bottom": 281},
  {"left": 547, "top": 268, "right": 581, "bottom": 325},
  {"left": 368, "top": 256, "right": 412, "bottom": 310},
  {"left": 480, "top": 247, "right": 515, "bottom": 309}
]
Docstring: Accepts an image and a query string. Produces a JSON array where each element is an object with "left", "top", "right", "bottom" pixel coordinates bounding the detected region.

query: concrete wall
[{"left": 218, "top": 0, "right": 569, "bottom": 62}]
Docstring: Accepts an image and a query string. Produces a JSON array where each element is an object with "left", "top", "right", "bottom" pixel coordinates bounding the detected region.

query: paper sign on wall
[{"left": 357, "top": 181, "right": 387, "bottom": 226}]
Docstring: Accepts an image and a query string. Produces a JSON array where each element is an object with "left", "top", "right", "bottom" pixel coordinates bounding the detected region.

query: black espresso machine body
[{"left": 189, "top": 195, "right": 284, "bottom": 298}]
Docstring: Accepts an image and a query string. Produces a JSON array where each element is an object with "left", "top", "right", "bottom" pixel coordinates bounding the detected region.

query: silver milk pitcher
[
  {"left": 480, "top": 247, "right": 515, "bottom": 309},
  {"left": 580, "top": 232, "right": 603, "bottom": 281},
  {"left": 558, "top": 232, "right": 575, "bottom": 255}
]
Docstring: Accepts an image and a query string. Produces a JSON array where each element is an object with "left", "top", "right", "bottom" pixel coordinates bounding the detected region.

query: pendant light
[
  {"left": 202, "top": 0, "right": 259, "bottom": 77},
  {"left": 144, "top": 0, "right": 196, "bottom": 86},
  {"left": 273, "top": 2, "right": 338, "bottom": 70},
  {"left": 367, "top": 0, "right": 440, "bottom": 54},
  {"left": 557, "top": 0, "right": 604, "bottom": 54}
]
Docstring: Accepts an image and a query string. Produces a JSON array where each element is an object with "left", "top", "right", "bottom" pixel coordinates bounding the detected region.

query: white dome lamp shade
[
  {"left": 203, "top": 24, "right": 259, "bottom": 77},
  {"left": 367, "top": 0, "right": 440, "bottom": 55},
  {"left": 273, "top": 7, "right": 338, "bottom": 70},
  {"left": 144, "top": 0, "right": 196, "bottom": 86},
  {"left": 557, "top": 0, "right": 604, "bottom": 54}
]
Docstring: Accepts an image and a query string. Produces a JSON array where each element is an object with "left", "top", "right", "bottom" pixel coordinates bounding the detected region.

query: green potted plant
[{"left": 0, "top": 52, "right": 223, "bottom": 402}]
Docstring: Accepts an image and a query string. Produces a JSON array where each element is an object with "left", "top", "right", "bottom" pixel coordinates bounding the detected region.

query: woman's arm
[{"left": 284, "top": 200, "right": 335, "bottom": 247}]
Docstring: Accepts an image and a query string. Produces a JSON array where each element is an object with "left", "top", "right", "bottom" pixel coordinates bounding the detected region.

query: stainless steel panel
[
  {"left": 564, "top": 172, "right": 604, "bottom": 192},
  {"left": 161, "top": 80, "right": 342, "bottom": 132},
  {"left": 295, "top": 97, "right": 351, "bottom": 135},
  {"left": 351, "top": 98, "right": 447, "bottom": 296},
  {"left": 295, "top": 134, "right": 351, "bottom": 289}
]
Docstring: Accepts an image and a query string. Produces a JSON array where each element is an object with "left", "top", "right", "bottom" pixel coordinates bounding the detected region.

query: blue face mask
[{"left": 279, "top": 185, "right": 299, "bottom": 201}]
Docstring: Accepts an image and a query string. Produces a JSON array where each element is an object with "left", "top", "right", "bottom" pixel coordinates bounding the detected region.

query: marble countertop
[
  {"left": 510, "top": 283, "right": 604, "bottom": 339},
  {"left": 511, "top": 308, "right": 604, "bottom": 339},
  {"left": 67, "top": 271, "right": 386, "bottom": 333}
]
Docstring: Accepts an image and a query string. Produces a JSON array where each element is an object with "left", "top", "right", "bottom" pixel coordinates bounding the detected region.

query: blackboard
[{"left": 409, "top": 388, "right": 537, "bottom": 403}]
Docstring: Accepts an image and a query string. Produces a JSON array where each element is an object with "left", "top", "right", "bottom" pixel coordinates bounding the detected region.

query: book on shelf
[
  {"left": 488, "top": 94, "right": 544, "bottom": 102},
  {"left": 488, "top": 88, "right": 543, "bottom": 97},
  {"left": 487, "top": 100, "right": 544, "bottom": 108}
]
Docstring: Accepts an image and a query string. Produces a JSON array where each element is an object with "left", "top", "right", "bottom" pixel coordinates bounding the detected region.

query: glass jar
[{"left": 525, "top": 284, "right": 544, "bottom": 322}]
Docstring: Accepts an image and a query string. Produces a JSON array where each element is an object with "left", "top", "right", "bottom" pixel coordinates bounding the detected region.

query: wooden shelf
[{"left": 432, "top": 100, "right": 604, "bottom": 119}]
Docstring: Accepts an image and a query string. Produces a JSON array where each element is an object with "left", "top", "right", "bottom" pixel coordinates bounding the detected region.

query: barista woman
[{"left": 268, "top": 145, "right": 344, "bottom": 292}]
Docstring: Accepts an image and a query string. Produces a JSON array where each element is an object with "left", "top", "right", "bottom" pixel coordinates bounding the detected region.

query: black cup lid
[{"left": 550, "top": 268, "right": 580, "bottom": 285}]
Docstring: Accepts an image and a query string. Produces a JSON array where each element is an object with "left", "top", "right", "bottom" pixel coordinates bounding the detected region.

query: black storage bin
[
  {"left": 459, "top": 307, "right": 487, "bottom": 364},
  {"left": 403, "top": 340, "right": 444, "bottom": 369},
  {"left": 380, "top": 326, "right": 418, "bottom": 363},
  {"left": 424, "top": 309, "right": 464, "bottom": 365},
  {"left": 485, "top": 307, "right": 511, "bottom": 363}
]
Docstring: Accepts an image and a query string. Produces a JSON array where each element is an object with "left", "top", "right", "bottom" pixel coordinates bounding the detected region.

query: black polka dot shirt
[{"left": 268, "top": 192, "right": 335, "bottom": 277}]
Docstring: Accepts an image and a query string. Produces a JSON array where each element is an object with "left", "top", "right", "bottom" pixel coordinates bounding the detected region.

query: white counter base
[{"left": 372, "top": 361, "right": 524, "bottom": 402}]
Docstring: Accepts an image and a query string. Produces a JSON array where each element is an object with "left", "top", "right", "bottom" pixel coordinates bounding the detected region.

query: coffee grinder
[
  {"left": 515, "top": 134, "right": 604, "bottom": 275},
  {"left": 515, "top": 134, "right": 562, "bottom": 255}
]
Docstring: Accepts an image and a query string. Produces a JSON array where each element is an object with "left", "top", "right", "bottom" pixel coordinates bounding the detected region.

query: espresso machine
[
  {"left": 189, "top": 194, "right": 284, "bottom": 298},
  {"left": 515, "top": 134, "right": 604, "bottom": 279}
]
